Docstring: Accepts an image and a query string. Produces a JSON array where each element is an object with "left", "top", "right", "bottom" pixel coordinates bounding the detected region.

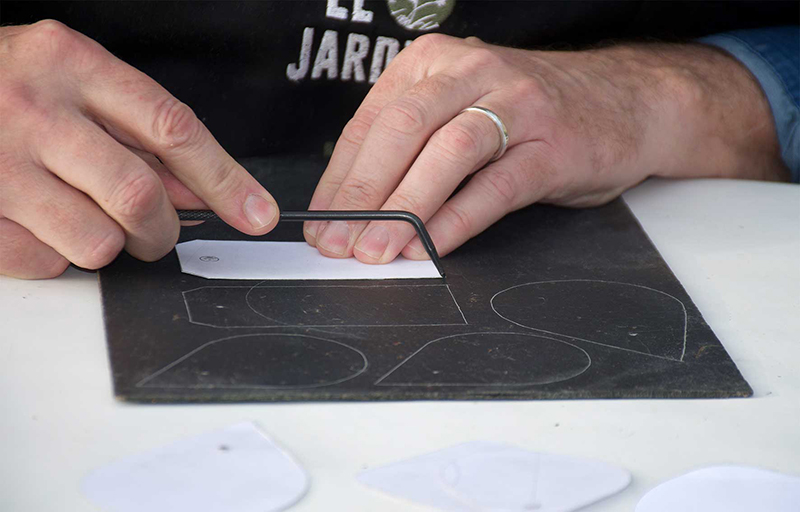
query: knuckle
[
  {"left": 433, "top": 122, "right": 485, "bottom": 164},
  {"left": 406, "top": 33, "right": 450, "bottom": 55},
  {"left": 337, "top": 175, "right": 383, "bottom": 208},
  {"left": 106, "top": 171, "right": 164, "bottom": 225},
  {"left": 378, "top": 99, "right": 427, "bottom": 138},
  {"left": 512, "top": 77, "right": 546, "bottom": 102},
  {"left": 480, "top": 167, "right": 518, "bottom": 206},
  {"left": 0, "top": 158, "right": 48, "bottom": 203},
  {"left": 30, "top": 19, "right": 72, "bottom": 43},
  {"left": 25, "top": 20, "right": 79, "bottom": 59},
  {"left": 202, "top": 161, "right": 244, "bottom": 200},
  {"left": 462, "top": 48, "right": 504, "bottom": 71},
  {"left": 340, "top": 114, "right": 373, "bottom": 148},
  {"left": 151, "top": 96, "right": 202, "bottom": 152},
  {"left": 388, "top": 191, "right": 425, "bottom": 215},
  {"left": 76, "top": 227, "right": 125, "bottom": 269},
  {"left": 441, "top": 202, "right": 474, "bottom": 237},
  {"left": 354, "top": 102, "right": 382, "bottom": 126},
  {"left": 16, "top": 20, "right": 107, "bottom": 80},
  {"left": 340, "top": 103, "right": 382, "bottom": 148},
  {"left": 0, "top": 83, "right": 55, "bottom": 136},
  {"left": 0, "top": 219, "right": 70, "bottom": 279},
  {"left": 411, "top": 73, "right": 457, "bottom": 99},
  {"left": 136, "top": 231, "right": 179, "bottom": 263}
]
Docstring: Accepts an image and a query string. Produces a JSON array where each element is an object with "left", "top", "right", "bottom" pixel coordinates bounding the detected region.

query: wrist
[{"left": 618, "top": 42, "right": 788, "bottom": 182}]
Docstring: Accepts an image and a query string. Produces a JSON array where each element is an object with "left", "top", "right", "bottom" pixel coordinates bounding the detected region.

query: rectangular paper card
[{"left": 175, "top": 240, "right": 441, "bottom": 280}]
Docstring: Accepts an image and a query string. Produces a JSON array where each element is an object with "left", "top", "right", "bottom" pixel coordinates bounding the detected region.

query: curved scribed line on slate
[
  {"left": 374, "top": 332, "right": 592, "bottom": 386},
  {"left": 181, "top": 283, "right": 278, "bottom": 329},
  {"left": 184, "top": 284, "right": 468, "bottom": 329},
  {"left": 135, "top": 333, "right": 368, "bottom": 389},
  {"left": 489, "top": 280, "right": 688, "bottom": 362},
  {"left": 244, "top": 280, "right": 288, "bottom": 327}
]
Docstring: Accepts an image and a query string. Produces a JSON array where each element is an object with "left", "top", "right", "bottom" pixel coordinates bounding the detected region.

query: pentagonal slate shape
[
  {"left": 491, "top": 280, "right": 687, "bottom": 361},
  {"left": 376, "top": 332, "right": 591, "bottom": 386},
  {"left": 137, "top": 334, "right": 367, "bottom": 389}
]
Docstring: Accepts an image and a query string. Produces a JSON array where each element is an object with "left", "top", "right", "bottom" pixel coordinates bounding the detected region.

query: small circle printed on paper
[{"left": 199, "top": 256, "right": 219, "bottom": 262}]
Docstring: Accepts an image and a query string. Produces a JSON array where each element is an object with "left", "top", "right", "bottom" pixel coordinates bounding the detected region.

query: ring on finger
[{"left": 458, "top": 106, "right": 509, "bottom": 162}]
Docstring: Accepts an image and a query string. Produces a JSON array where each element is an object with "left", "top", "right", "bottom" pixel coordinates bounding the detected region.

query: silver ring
[{"left": 458, "top": 106, "right": 510, "bottom": 162}]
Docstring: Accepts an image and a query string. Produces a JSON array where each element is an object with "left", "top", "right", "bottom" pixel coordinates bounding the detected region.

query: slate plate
[{"left": 99, "top": 156, "right": 752, "bottom": 402}]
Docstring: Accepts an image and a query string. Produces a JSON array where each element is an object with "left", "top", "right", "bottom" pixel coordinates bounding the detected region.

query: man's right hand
[{"left": 0, "top": 20, "right": 280, "bottom": 279}]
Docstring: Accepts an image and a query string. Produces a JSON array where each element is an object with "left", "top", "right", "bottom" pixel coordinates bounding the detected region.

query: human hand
[
  {"left": 304, "top": 34, "right": 786, "bottom": 264},
  {"left": 0, "top": 20, "right": 280, "bottom": 279}
]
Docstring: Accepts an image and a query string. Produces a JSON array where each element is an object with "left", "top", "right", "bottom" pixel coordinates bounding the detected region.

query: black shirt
[{"left": 3, "top": 0, "right": 796, "bottom": 157}]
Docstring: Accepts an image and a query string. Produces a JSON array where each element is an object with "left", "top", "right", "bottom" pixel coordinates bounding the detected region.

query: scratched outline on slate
[
  {"left": 136, "top": 333, "right": 369, "bottom": 389},
  {"left": 160, "top": 279, "right": 688, "bottom": 391},
  {"left": 181, "top": 283, "right": 468, "bottom": 329},
  {"left": 374, "top": 332, "right": 593, "bottom": 387},
  {"left": 490, "top": 280, "right": 689, "bottom": 363}
]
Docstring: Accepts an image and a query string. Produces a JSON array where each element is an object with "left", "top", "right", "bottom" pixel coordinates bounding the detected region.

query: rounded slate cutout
[
  {"left": 137, "top": 333, "right": 367, "bottom": 389},
  {"left": 491, "top": 280, "right": 688, "bottom": 361},
  {"left": 376, "top": 332, "right": 591, "bottom": 386}
]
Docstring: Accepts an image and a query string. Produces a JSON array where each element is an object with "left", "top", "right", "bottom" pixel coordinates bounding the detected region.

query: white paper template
[
  {"left": 175, "top": 240, "right": 442, "bottom": 280},
  {"left": 81, "top": 422, "right": 308, "bottom": 512},
  {"left": 636, "top": 466, "right": 800, "bottom": 512},
  {"left": 358, "top": 441, "right": 631, "bottom": 512}
]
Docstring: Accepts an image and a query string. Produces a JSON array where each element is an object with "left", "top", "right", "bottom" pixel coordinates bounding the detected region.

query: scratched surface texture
[{"left": 99, "top": 156, "right": 752, "bottom": 402}]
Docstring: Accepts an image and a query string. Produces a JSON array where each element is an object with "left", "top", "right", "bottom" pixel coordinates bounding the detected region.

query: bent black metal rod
[{"left": 177, "top": 209, "right": 446, "bottom": 277}]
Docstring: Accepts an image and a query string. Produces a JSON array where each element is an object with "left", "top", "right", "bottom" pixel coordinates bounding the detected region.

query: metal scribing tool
[{"left": 177, "top": 210, "right": 446, "bottom": 277}]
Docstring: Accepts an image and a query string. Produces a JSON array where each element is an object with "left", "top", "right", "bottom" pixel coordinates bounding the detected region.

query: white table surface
[{"left": 2, "top": 178, "right": 799, "bottom": 512}]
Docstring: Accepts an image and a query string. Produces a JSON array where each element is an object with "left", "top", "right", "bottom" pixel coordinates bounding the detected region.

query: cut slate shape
[
  {"left": 358, "top": 441, "right": 631, "bottom": 512},
  {"left": 181, "top": 284, "right": 466, "bottom": 328},
  {"left": 81, "top": 422, "right": 308, "bottom": 512},
  {"left": 491, "top": 280, "right": 687, "bottom": 361},
  {"left": 99, "top": 155, "right": 752, "bottom": 402},
  {"left": 176, "top": 240, "right": 441, "bottom": 280},
  {"left": 136, "top": 334, "right": 368, "bottom": 389},
  {"left": 375, "top": 333, "right": 591, "bottom": 386},
  {"left": 636, "top": 466, "right": 800, "bottom": 512}
]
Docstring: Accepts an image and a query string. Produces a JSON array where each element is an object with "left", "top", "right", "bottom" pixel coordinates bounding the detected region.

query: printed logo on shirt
[
  {"left": 286, "top": 0, "right": 456, "bottom": 84},
  {"left": 387, "top": 0, "right": 456, "bottom": 31}
]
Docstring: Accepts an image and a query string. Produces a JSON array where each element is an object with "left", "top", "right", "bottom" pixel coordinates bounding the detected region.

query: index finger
[{"left": 79, "top": 50, "right": 278, "bottom": 235}]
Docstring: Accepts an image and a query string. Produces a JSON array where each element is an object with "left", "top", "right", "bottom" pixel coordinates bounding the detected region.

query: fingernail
[
  {"left": 316, "top": 221, "right": 351, "bottom": 256},
  {"left": 355, "top": 225, "right": 390, "bottom": 260},
  {"left": 244, "top": 194, "right": 277, "bottom": 230},
  {"left": 304, "top": 221, "right": 320, "bottom": 241},
  {"left": 405, "top": 238, "right": 429, "bottom": 259}
]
